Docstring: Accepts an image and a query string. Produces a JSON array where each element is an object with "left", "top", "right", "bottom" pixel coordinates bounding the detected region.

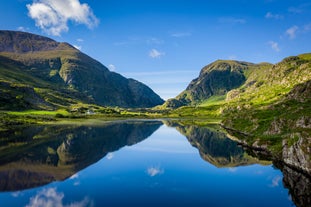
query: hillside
[
  {"left": 165, "top": 53, "right": 311, "bottom": 174},
  {"left": 164, "top": 60, "right": 272, "bottom": 108},
  {"left": 0, "top": 30, "right": 164, "bottom": 110}
]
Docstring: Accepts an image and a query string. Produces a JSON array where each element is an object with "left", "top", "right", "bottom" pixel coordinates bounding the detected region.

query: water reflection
[
  {"left": 165, "top": 121, "right": 270, "bottom": 167},
  {"left": 0, "top": 120, "right": 162, "bottom": 191},
  {"left": 0, "top": 120, "right": 309, "bottom": 207},
  {"left": 166, "top": 121, "right": 311, "bottom": 207}
]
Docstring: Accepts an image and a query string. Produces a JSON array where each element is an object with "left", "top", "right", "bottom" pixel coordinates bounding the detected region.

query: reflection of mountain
[
  {"left": 0, "top": 120, "right": 162, "bottom": 191},
  {"left": 283, "top": 166, "right": 311, "bottom": 207},
  {"left": 167, "top": 122, "right": 270, "bottom": 167}
]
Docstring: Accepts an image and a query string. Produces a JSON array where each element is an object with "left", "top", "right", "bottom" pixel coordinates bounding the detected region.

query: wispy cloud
[
  {"left": 147, "top": 166, "right": 164, "bottom": 177},
  {"left": 108, "top": 64, "right": 116, "bottom": 72},
  {"left": 146, "top": 37, "right": 164, "bottom": 44},
  {"left": 149, "top": 49, "right": 165, "bottom": 58},
  {"left": 17, "top": 26, "right": 28, "bottom": 32},
  {"left": 304, "top": 23, "right": 311, "bottom": 31},
  {"left": 26, "top": 0, "right": 99, "bottom": 36},
  {"left": 218, "top": 17, "right": 246, "bottom": 25},
  {"left": 73, "top": 45, "right": 82, "bottom": 50},
  {"left": 123, "top": 70, "right": 196, "bottom": 77},
  {"left": 26, "top": 188, "right": 92, "bottom": 207},
  {"left": 268, "top": 41, "right": 280, "bottom": 52},
  {"left": 265, "top": 12, "right": 284, "bottom": 20},
  {"left": 286, "top": 26, "right": 299, "bottom": 39},
  {"left": 228, "top": 55, "right": 237, "bottom": 60},
  {"left": 288, "top": 3, "right": 311, "bottom": 14},
  {"left": 77, "top": 38, "right": 84, "bottom": 42},
  {"left": 170, "top": 32, "right": 192, "bottom": 38}
]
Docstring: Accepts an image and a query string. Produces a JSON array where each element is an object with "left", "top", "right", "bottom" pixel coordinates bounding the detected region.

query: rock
[{"left": 282, "top": 135, "right": 311, "bottom": 174}]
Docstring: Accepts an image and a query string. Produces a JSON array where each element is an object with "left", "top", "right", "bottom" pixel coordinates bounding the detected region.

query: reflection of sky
[
  {"left": 125, "top": 125, "right": 197, "bottom": 154},
  {"left": 0, "top": 125, "right": 294, "bottom": 207}
]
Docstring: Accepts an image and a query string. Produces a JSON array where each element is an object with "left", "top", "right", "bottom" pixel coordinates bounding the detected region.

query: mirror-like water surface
[{"left": 0, "top": 120, "right": 309, "bottom": 207}]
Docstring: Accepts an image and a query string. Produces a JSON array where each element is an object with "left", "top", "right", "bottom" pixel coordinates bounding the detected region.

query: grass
[
  {"left": 199, "top": 95, "right": 226, "bottom": 107},
  {"left": 8, "top": 109, "right": 70, "bottom": 116}
]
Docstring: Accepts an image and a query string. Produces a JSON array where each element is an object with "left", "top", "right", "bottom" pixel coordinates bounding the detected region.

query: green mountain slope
[
  {"left": 164, "top": 60, "right": 272, "bottom": 108},
  {"left": 0, "top": 30, "right": 164, "bottom": 110},
  {"left": 165, "top": 53, "right": 311, "bottom": 174}
]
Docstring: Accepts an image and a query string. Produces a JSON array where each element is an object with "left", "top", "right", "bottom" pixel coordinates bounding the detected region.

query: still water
[{"left": 0, "top": 120, "right": 308, "bottom": 207}]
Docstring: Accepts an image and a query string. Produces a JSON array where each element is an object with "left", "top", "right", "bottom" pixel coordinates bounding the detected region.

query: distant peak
[{"left": 0, "top": 30, "right": 59, "bottom": 53}]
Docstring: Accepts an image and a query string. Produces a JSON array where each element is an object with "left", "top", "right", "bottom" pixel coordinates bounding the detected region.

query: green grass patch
[{"left": 199, "top": 95, "right": 226, "bottom": 107}]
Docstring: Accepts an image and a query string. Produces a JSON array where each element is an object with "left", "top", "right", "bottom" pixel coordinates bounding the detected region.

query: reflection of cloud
[
  {"left": 70, "top": 173, "right": 79, "bottom": 180},
  {"left": 265, "top": 12, "right": 283, "bottom": 20},
  {"left": 107, "top": 152, "right": 114, "bottom": 160},
  {"left": 11, "top": 191, "right": 22, "bottom": 197},
  {"left": 228, "top": 167, "right": 237, "bottom": 172},
  {"left": 270, "top": 175, "right": 282, "bottom": 187},
  {"left": 74, "top": 181, "right": 80, "bottom": 186},
  {"left": 26, "top": 188, "right": 92, "bottom": 207},
  {"left": 254, "top": 170, "right": 263, "bottom": 175},
  {"left": 147, "top": 166, "right": 164, "bottom": 177},
  {"left": 129, "top": 146, "right": 196, "bottom": 154}
]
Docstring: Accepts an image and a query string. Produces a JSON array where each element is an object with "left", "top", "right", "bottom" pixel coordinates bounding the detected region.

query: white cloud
[
  {"left": 26, "top": 188, "right": 92, "bottom": 207},
  {"left": 73, "top": 45, "right": 82, "bottom": 50},
  {"left": 171, "top": 32, "right": 192, "bottom": 38},
  {"left": 265, "top": 12, "right": 284, "bottom": 20},
  {"left": 228, "top": 55, "right": 237, "bottom": 60},
  {"left": 218, "top": 17, "right": 246, "bottom": 24},
  {"left": 27, "top": 0, "right": 99, "bottom": 36},
  {"left": 17, "top": 26, "right": 27, "bottom": 32},
  {"left": 268, "top": 41, "right": 280, "bottom": 52},
  {"left": 149, "top": 49, "right": 165, "bottom": 58},
  {"left": 108, "top": 64, "right": 116, "bottom": 72},
  {"left": 147, "top": 166, "right": 164, "bottom": 177},
  {"left": 77, "top": 38, "right": 84, "bottom": 42},
  {"left": 286, "top": 26, "right": 299, "bottom": 39}
]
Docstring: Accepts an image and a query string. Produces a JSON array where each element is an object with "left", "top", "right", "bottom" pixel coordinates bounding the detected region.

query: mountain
[
  {"left": 164, "top": 60, "right": 271, "bottom": 108},
  {"left": 165, "top": 53, "right": 311, "bottom": 174},
  {"left": 0, "top": 30, "right": 164, "bottom": 110}
]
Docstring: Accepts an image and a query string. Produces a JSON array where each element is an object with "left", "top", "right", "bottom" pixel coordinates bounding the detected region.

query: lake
[{"left": 0, "top": 120, "right": 309, "bottom": 207}]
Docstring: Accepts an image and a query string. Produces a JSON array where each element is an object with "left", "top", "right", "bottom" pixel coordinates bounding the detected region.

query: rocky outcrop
[{"left": 282, "top": 134, "right": 311, "bottom": 174}]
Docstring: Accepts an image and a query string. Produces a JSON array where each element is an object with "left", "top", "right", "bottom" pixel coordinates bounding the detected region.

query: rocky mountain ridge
[{"left": 0, "top": 30, "right": 164, "bottom": 109}]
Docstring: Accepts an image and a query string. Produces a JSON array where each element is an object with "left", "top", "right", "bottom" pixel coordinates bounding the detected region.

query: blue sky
[{"left": 1, "top": 0, "right": 311, "bottom": 99}]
